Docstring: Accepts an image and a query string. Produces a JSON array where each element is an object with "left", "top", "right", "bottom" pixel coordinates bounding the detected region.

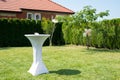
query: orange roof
[{"left": 0, "top": 0, "right": 74, "bottom": 14}]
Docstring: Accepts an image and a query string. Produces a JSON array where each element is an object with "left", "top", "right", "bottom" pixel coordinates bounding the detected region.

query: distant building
[{"left": 0, "top": 0, "right": 74, "bottom": 20}]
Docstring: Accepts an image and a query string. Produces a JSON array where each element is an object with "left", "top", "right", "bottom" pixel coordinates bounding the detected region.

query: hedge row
[
  {"left": 62, "top": 18, "right": 120, "bottom": 49},
  {"left": 91, "top": 19, "right": 120, "bottom": 49},
  {"left": 0, "top": 18, "right": 64, "bottom": 47},
  {"left": 1, "top": 18, "right": 120, "bottom": 49}
]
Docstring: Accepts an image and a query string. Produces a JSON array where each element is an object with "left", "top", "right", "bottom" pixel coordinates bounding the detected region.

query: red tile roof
[{"left": 0, "top": 0, "right": 74, "bottom": 14}]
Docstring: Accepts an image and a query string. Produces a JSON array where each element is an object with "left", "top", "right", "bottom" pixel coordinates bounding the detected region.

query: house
[{"left": 0, "top": 0, "right": 74, "bottom": 20}]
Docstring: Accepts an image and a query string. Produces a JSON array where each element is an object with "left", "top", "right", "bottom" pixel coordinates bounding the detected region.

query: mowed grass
[{"left": 0, "top": 46, "right": 120, "bottom": 80}]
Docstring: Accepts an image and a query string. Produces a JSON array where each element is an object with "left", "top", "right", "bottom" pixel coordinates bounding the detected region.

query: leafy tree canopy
[
  {"left": 74, "top": 5, "right": 109, "bottom": 22},
  {"left": 56, "top": 5, "right": 109, "bottom": 28}
]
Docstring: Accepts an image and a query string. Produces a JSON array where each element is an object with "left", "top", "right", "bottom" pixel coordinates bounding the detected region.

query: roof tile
[{"left": 0, "top": 0, "right": 74, "bottom": 14}]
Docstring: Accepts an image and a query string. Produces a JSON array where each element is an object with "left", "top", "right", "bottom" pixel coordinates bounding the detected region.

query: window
[
  {"left": 34, "top": 13, "right": 41, "bottom": 20},
  {"left": 27, "top": 12, "right": 41, "bottom": 20},
  {"left": 27, "top": 13, "right": 33, "bottom": 19}
]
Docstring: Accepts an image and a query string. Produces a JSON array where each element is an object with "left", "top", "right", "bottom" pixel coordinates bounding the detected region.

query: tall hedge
[
  {"left": 62, "top": 18, "right": 120, "bottom": 49},
  {"left": 0, "top": 18, "right": 64, "bottom": 47},
  {"left": 0, "top": 18, "right": 43, "bottom": 47},
  {"left": 52, "top": 22, "right": 65, "bottom": 45},
  {"left": 90, "top": 19, "right": 120, "bottom": 49},
  {"left": 1, "top": 18, "right": 120, "bottom": 49}
]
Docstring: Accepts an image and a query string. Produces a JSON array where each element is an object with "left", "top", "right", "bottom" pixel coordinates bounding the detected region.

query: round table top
[{"left": 25, "top": 34, "right": 50, "bottom": 37}]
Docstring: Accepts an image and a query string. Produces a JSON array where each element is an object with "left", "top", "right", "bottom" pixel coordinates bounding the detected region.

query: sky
[{"left": 52, "top": 0, "right": 120, "bottom": 19}]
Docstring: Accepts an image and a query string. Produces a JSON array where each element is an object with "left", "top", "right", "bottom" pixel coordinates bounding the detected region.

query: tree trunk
[
  {"left": 49, "top": 23, "right": 56, "bottom": 46},
  {"left": 86, "top": 35, "right": 89, "bottom": 49}
]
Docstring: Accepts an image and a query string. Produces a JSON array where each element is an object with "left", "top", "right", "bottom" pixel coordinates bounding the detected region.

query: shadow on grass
[
  {"left": 88, "top": 48, "right": 120, "bottom": 53},
  {"left": 79, "top": 47, "right": 120, "bottom": 54},
  {"left": 50, "top": 69, "right": 81, "bottom": 75},
  {"left": 0, "top": 47, "right": 11, "bottom": 50}
]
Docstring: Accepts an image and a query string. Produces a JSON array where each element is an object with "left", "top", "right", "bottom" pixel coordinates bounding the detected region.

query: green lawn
[{"left": 0, "top": 46, "right": 120, "bottom": 80}]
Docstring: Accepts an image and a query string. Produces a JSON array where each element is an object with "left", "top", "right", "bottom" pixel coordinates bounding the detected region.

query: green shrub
[
  {"left": 0, "top": 18, "right": 43, "bottom": 47},
  {"left": 52, "top": 22, "right": 65, "bottom": 45},
  {"left": 0, "top": 18, "right": 64, "bottom": 47},
  {"left": 62, "top": 18, "right": 120, "bottom": 49}
]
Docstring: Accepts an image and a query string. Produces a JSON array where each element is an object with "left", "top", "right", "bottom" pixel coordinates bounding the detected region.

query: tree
[
  {"left": 73, "top": 5, "right": 109, "bottom": 49},
  {"left": 55, "top": 6, "right": 109, "bottom": 47},
  {"left": 41, "top": 18, "right": 53, "bottom": 46},
  {"left": 41, "top": 18, "right": 58, "bottom": 46},
  {"left": 73, "top": 5, "right": 109, "bottom": 27}
]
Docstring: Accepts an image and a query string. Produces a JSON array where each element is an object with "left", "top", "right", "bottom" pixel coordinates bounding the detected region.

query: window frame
[
  {"left": 27, "top": 12, "right": 33, "bottom": 19},
  {"left": 34, "top": 13, "right": 41, "bottom": 20}
]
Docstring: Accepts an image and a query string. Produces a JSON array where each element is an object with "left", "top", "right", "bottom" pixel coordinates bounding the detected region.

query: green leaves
[
  {"left": 59, "top": 5, "right": 120, "bottom": 49},
  {"left": 98, "top": 10, "right": 109, "bottom": 18}
]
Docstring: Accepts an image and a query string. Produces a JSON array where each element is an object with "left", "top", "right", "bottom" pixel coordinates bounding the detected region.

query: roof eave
[
  {"left": 21, "top": 8, "right": 74, "bottom": 14},
  {"left": 0, "top": 9, "right": 75, "bottom": 14},
  {"left": 0, "top": 10, "right": 22, "bottom": 13}
]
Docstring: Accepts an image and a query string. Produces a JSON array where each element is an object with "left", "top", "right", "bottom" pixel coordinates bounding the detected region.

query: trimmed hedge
[
  {"left": 62, "top": 18, "right": 120, "bottom": 49},
  {"left": 0, "top": 18, "right": 43, "bottom": 47},
  {"left": 2, "top": 18, "right": 120, "bottom": 49},
  {"left": 0, "top": 18, "right": 64, "bottom": 47},
  {"left": 91, "top": 19, "right": 120, "bottom": 49},
  {"left": 52, "top": 22, "right": 65, "bottom": 45}
]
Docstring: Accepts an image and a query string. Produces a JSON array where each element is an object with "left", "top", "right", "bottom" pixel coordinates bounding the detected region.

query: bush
[
  {"left": 62, "top": 18, "right": 120, "bottom": 49},
  {"left": 0, "top": 18, "right": 43, "bottom": 47},
  {"left": 52, "top": 22, "right": 65, "bottom": 45},
  {"left": 0, "top": 18, "right": 64, "bottom": 47}
]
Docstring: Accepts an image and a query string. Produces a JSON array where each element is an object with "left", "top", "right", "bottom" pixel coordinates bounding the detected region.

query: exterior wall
[
  {"left": 41, "top": 12, "right": 56, "bottom": 20},
  {"left": 16, "top": 12, "right": 27, "bottom": 19},
  {"left": 0, "top": 12, "right": 27, "bottom": 19},
  {"left": 0, "top": 16, "right": 16, "bottom": 18},
  {"left": 0, "top": 11, "right": 67, "bottom": 20},
  {"left": 0, "top": 12, "right": 17, "bottom": 18}
]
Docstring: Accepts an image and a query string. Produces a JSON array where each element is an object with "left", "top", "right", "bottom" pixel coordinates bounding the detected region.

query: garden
[{"left": 0, "top": 6, "right": 120, "bottom": 80}]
